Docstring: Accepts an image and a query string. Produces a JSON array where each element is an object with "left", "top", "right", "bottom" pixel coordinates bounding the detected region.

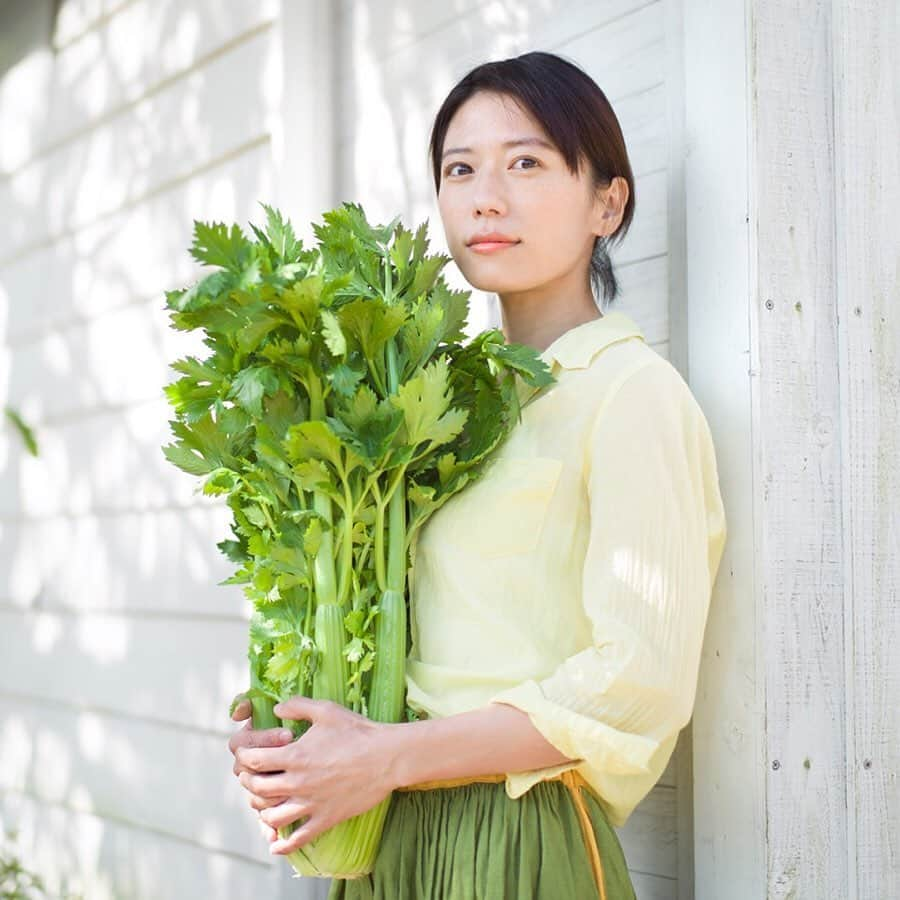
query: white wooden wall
[
  {"left": 0, "top": 1, "right": 334, "bottom": 897},
  {"left": 12, "top": 2, "right": 894, "bottom": 899},
  {"left": 334, "top": 2, "right": 698, "bottom": 898},
  {"left": 687, "top": 1, "right": 900, "bottom": 898}
]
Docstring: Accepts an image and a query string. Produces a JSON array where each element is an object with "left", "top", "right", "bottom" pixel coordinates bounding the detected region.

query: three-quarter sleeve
[{"left": 488, "top": 359, "right": 727, "bottom": 820}]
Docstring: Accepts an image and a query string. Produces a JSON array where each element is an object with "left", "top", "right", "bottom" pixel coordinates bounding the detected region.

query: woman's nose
[{"left": 471, "top": 171, "right": 507, "bottom": 217}]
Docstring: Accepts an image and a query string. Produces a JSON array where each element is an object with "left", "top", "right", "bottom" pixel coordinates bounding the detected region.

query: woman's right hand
[{"left": 228, "top": 694, "right": 295, "bottom": 845}]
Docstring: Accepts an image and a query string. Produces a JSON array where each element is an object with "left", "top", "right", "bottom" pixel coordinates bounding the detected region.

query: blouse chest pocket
[{"left": 434, "top": 455, "right": 564, "bottom": 560}]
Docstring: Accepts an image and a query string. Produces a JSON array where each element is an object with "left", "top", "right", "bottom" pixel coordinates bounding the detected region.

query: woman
[{"left": 228, "top": 51, "right": 727, "bottom": 899}]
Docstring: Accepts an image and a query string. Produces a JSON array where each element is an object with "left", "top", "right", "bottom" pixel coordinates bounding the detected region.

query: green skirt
[{"left": 327, "top": 777, "right": 637, "bottom": 900}]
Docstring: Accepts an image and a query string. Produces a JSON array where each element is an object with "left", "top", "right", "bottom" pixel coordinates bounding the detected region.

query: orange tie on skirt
[{"left": 396, "top": 769, "right": 607, "bottom": 900}]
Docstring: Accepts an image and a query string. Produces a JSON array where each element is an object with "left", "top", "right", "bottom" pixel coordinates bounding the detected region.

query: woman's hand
[
  {"left": 230, "top": 695, "right": 402, "bottom": 855},
  {"left": 228, "top": 696, "right": 295, "bottom": 845}
]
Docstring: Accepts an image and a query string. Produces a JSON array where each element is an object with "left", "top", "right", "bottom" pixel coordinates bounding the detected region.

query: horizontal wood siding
[{"left": 0, "top": 0, "right": 290, "bottom": 895}]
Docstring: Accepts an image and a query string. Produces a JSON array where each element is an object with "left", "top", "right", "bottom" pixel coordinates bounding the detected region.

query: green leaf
[
  {"left": 326, "top": 361, "right": 366, "bottom": 398},
  {"left": 228, "top": 365, "right": 280, "bottom": 417},
  {"left": 190, "top": 220, "right": 252, "bottom": 272},
  {"left": 4, "top": 407, "right": 38, "bottom": 456},
  {"left": 259, "top": 201, "right": 304, "bottom": 263},
  {"left": 337, "top": 297, "right": 407, "bottom": 365},
  {"left": 327, "top": 384, "right": 404, "bottom": 466},
  {"left": 407, "top": 253, "right": 451, "bottom": 300},
  {"left": 162, "top": 410, "right": 241, "bottom": 476},
  {"left": 482, "top": 335, "right": 556, "bottom": 388},
  {"left": 400, "top": 299, "right": 445, "bottom": 376},
  {"left": 391, "top": 355, "right": 469, "bottom": 452},
  {"left": 290, "top": 459, "right": 332, "bottom": 492},
  {"left": 320, "top": 308, "right": 347, "bottom": 357},
  {"left": 285, "top": 420, "right": 344, "bottom": 470},
  {"left": 303, "top": 517, "right": 324, "bottom": 557}
]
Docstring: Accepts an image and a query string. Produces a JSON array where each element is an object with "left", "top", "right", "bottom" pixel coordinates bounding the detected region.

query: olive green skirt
[{"left": 326, "top": 776, "right": 637, "bottom": 900}]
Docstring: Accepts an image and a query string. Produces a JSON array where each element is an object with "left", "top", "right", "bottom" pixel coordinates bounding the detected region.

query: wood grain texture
[
  {"left": 755, "top": 0, "right": 848, "bottom": 896},
  {"left": 831, "top": 0, "right": 900, "bottom": 895}
]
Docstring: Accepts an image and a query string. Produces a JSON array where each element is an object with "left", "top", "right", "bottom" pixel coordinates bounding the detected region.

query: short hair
[{"left": 428, "top": 51, "right": 636, "bottom": 306}]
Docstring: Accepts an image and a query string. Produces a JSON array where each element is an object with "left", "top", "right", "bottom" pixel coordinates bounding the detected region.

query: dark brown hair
[{"left": 428, "top": 51, "right": 635, "bottom": 306}]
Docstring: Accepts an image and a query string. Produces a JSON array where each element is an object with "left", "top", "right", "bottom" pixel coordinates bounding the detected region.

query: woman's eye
[{"left": 444, "top": 157, "right": 539, "bottom": 178}]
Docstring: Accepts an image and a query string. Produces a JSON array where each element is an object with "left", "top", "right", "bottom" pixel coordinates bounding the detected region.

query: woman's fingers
[
  {"left": 230, "top": 696, "right": 252, "bottom": 722},
  {"left": 228, "top": 722, "right": 293, "bottom": 770},
  {"left": 238, "top": 770, "right": 291, "bottom": 799},
  {"left": 234, "top": 741, "right": 293, "bottom": 776},
  {"left": 249, "top": 791, "right": 289, "bottom": 812},
  {"left": 270, "top": 815, "right": 327, "bottom": 855},
  {"left": 258, "top": 816, "right": 278, "bottom": 843},
  {"left": 259, "top": 801, "right": 310, "bottom": 831}
]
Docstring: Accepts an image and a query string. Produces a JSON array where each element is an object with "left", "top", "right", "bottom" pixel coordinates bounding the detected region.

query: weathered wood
[
  {"left": 2, "top": 138, "right": 274, "bottom": 345},
  {"left": 831, "top": 1, "right": 900, "bottom": 895},
  {"left": 682, "top": 0, "right": 762, "bottom": 897},
  {"left": 0, "top": 790, "right": 280, "bottom": 900}
]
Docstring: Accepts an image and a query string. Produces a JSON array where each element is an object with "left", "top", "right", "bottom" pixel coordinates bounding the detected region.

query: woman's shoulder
[{"left": 584, "top": 339, "right": 713, "bottom": 436}]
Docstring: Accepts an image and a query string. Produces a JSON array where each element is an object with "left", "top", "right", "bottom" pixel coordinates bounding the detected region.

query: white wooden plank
[
  {"left": 1, "top": 505, "right": 244, "bottom": 617},
  {"left": 336, "top": 0, "right": 488, "bottom": 63},
  {"left": 831, "top": 1, "right": 900, "bottom": 896},
  {"left": 631, "top": 870, "right": 677, "bottom": 900},
  {"left": 53, "top": 1, "right": 132, "bottom": 50},
  {"left": 6, "top": 296, "right": 209, "bottom": 425},
  {"left": 0, "top": 22, "right": 278, "bottom": 261},
  {"left": 1, "top": 135, "right": 274, "bottom": 346},
  {"left": 0, "top": 788, "right": 280, "bottom": 900},
  {"left": 337, "top": 0, "right": 659, "bottom": 74},
  {"left": 0, "top": 393, "right": 219, "bottom": 519},
  {"left": 681, "top": 1, "right": 761, "bottom": 899},
  {"left": 1, "top": 0, "right": 279, "bottom": 174},
  {"left": 0, "top": 696, "right": 273, "bottom": 862},
  {"left": 753, "top": 0, "right": 849, "bottom": 896},
  {"left": 617, "top": 783, "right": 678, "bottom": 878},
  {"left": 0, "top": 607, "right": 249, "bottom": 732},
  {"left": 336, "top": 0, "right": 662, "bottom": 149},
  {"left": 615, "top": 253, "right": 669, "bottom": 340}
]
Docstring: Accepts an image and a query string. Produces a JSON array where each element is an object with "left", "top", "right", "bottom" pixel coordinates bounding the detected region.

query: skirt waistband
[{"left": 396, "top": 770, "right": 607, "bottom": 900}]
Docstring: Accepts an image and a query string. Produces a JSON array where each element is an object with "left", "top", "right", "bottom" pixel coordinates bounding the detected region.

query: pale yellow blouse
[{"left": 404, "top": 310, "right": 728, "bottom": 828}]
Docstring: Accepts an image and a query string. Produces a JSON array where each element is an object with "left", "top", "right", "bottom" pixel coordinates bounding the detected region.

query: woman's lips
[{"left": 468, "top": 240, "right": 520, "bottom": 253}]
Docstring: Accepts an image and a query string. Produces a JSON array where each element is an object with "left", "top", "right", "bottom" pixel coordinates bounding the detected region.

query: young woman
[{"left": 228, "top": 51, "right": 727, "bottom": 899}]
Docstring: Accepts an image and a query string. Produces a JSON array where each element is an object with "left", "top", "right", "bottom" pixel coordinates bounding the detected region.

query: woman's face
[{"left": 436, "top": 90, "right": 607, "bottom": 304}]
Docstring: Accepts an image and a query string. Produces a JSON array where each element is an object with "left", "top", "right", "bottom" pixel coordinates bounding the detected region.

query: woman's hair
[{"left": 428, "top": 51, "right": 635, "bottom": 306}]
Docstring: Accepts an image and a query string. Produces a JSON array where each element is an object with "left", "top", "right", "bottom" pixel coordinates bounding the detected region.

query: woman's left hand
[{"left": 233, "top": 695, "right": 400, "bottom": 855}]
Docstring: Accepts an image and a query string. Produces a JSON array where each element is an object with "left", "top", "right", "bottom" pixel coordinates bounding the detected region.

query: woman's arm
[
  {"left": 228, "top": 695, "right": 576, "bottom": 854},
  {"left": 382, "top": 701, "right": 577, "bottom": 788}
]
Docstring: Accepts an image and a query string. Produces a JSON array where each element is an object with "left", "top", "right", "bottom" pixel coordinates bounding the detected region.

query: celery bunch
[{"left": 161, "top": 202, "right": 554, "bottom": 877}]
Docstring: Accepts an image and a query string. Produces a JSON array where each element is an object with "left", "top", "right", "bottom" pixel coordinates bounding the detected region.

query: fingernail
[
  {"left": 279, "top": 729, "right": 292, "bottom": 741},
  {"left": 270, "top": 843, "right": 283, "bottom": 855}
]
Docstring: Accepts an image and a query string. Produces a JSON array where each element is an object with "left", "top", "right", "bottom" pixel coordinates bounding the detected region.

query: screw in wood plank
[
  {"left": 771, "top": 759, "right": 781, "bottom": 770},
  {"left": 765, "top": 299, "right": 774, "bottom": 310},
  {"left": 863, "top": 759, "right": 872, "bottom": 769}
]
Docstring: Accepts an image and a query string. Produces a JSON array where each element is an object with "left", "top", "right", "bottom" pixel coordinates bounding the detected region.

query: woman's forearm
[{"left": 383, "top": 701, "right": 578, "bottom": 790}]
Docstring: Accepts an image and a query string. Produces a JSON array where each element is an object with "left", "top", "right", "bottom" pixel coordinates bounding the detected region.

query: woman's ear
[{"left": 593, "top": 176, "right": 629, "bottom": 236}]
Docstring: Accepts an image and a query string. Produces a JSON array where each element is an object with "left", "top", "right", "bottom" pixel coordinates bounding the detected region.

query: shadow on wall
[{"left": 0, "top": 0, "right": 291, "bottom": 896}]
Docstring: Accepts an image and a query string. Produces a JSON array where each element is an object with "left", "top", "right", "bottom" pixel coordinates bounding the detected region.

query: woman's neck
[{"left": 498, "top": 291, "right": 602, "bottom": 354}]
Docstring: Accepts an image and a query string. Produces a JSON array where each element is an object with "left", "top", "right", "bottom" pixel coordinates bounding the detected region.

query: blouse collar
[{"left": 539, "top": 310, "right": 646, "bottom": 371}]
